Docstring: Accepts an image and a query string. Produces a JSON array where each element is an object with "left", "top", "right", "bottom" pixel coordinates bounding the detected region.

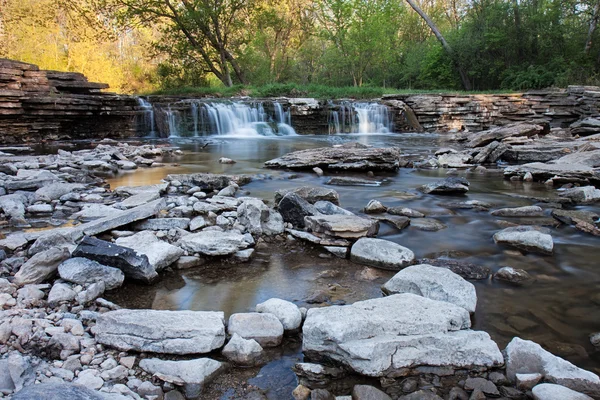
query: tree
[{"left": 404, "top": 0, "right": 472, "bottom": 90}]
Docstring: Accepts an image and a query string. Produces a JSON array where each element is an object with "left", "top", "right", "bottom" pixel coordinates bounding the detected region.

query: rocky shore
[{"left": 0, "top": 130, "right": 599, "bottom": 400}]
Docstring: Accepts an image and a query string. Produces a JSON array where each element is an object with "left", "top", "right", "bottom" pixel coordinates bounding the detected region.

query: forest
[{"left": 2, "top": 0, "right": 600, "bottom": 94}]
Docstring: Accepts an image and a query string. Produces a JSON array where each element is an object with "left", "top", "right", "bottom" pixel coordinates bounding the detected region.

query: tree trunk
[
  {"left": 404, "top": 0, "right": 472, "bottom": 91},
  {"left": 585, "top": 0, "right": 600, "bottom": 54}
]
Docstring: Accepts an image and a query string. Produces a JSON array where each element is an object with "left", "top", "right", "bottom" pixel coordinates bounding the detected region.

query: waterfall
[
  {"left": 137, "top": 99, "right": 296, "bottom": 138},
  {"left": 329, "top": 101, "right": 393, "bottom": 134},
  {"left": 136, "top": 97, "right": 156, "bottom": 137}
]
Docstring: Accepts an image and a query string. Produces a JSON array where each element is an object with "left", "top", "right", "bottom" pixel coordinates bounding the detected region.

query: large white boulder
[
  {"left": 116, "top": 231, "right": 183, "bottom": 271},
  {"left": 350, "top": 238, "right": 415, "bottom": 270},
  {"left": 256, "top": 298, "right": 302, "bottom": 331},
  {"left": 382, "top": 264, "right": 477, "bottom": 313},
  {"left": 228, "top": 313, "right": 284, "bottom": 347},
  {"left": 532, "top": 383, "right": 593, "bottom": 400},
  {"left": 493, "top": 226, "right": 554, "bottom": 254},
  {"left": 237, "top": 198, "right": 284, "bottom": 235}
]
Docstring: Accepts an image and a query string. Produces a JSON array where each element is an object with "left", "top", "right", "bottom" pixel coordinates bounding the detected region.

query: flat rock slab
[
  {"left": 326, "top": 177, "right": 383, "bottom": 186},
  {"left": 139, "top": 357, "right": 224, "bottom": 388},
  {"left": 382, "top": 264, "right": 477, "bottom": 313},
  {"left": 351, "top": 238, "right": 415, "bottom": 270},
  {"left": 373, "top": 215, "right": 410, "bottom": 230},
  {"left": 116, "top": 231, "right": 183, "bottom": 271},
  {"left": 505, "top": 337, "right": 600, "bottom": 396},
  {"left": 58, "top": 257, "right": 124, "bottom": 290},
  {"left": 491, "top": 206, "right": 544, "bottom": 217},
  {"left": 228, "top": 312, "right": 284, "bottom": 347},
  {"left": 133, "top": 218, "right": 191, "bottom": 230},
  {"left": 72, "top": 236, "right": 158, "bottom": 283},
  {"left": 532, "top": 383, "right": 593, "bottom": 400},
  {"left": 95, "top": 309, "right": 226, "bottom": 355},
  {"left": 305, "top": 215, "right": 379, "bottom": 239},
  {"left": 468, "top": 122, "right": 546, "bottom": 148},
  {"left": 165, "top": 173, "right": 250, "bottom": 190},
  {"left": 421, "top": 177, "right": 470, "bottom": 194},
  {"left": 302, "top": 294, "right": 502, "bottom": 377},
  {"left": 12, "top": 382, "right": 106, "bottom": 400},
  {"left": 178, "top": 231, "right": 252, "bottom": 256},
  {"left": 418, "top": 258, "right": 491, "bottom": 280},
  {"left": 265, "top": 143, "right": 402, "bottom": 171},
  {"left": 493, "top": 226, "right": 554, "bottom": 254},
  {"left": 275, "top": 186, "right": 340, "bottom": 204},
  {"left": 410, "top": 218, "right": 447, "bottom": 231}
]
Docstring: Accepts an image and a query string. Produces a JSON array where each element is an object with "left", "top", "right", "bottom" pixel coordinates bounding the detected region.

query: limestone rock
[
  {"left": 222, "top": 333, "right": 264, "bottom": 365},
  {"left": 491, "top": 206, "right": 544, "bottom": 217},
  {"left": 178, "top": 231, "right": 252, "bottom": 256},
  {"left": 256, "top": 298, "right": 302, "bottom": 330},
  {"left": 139, "top": 357, "right": 224, "bottom": 392},
  {"left": 493, "top": 226, "right": 554, "bottom": 254},
  {"left": 228, "top": 312, "right": 284, "bottom": 347},
  {"left": 237, "top": 198, "right": 285, "bottom": 235},
  {"left": 350, "top": 238, "right": 414, "bottom": 270},
  {"left": 116, "top": 231, "right": 183, "bottom": 271},
  {"left": 305, "top": 215, "right": 378, "bottom": 239},
  {"left": 12, "top": 382, "right": 107, "bottom": 400},
  {"left": 95, "top": 309, "right": 226, "bottom": 354},
  {"left": 420, "top": 177, "right": 470, "bottom": 194},
  {"left": 532, "top": 383, "right": 593, "bottom": 400},
  {"left": 277, "top": 192, "right": 319, "bottom": 228},
  {"left": 58, "top": 258, "right": 124, "bottom": 290},
  {"left": 14, "top": 247, "right": 70, "bottom": 285},
  {"left": 275, "top": 186, "right": 340, "bottom": 205}
]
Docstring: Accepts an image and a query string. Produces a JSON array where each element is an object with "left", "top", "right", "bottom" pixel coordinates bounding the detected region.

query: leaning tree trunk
[
  {"left": 404, "top": 0, "right": 472, "bottom": 91},
  {"left": 585, "top": 0, "right": 600, "bottom": 54}
]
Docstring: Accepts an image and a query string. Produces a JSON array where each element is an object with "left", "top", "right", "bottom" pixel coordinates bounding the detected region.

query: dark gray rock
[
  {"left": 275, "top": 186, "right": 340, "bottom": 205},
  {"left": 12, "top": 382, "right": 105, "bottom": 400},
  {"left": 314, "top": 201, "right": 354, "bottom": 216},
  {"left": 326, "top": 177, "right": 383, "bottom": 186},
  {"left": 278, "top": 193, "right": 319, "bottom": 228},
  {"left": 418, "top": 259, "right": 491, "bottom": 280},
  {"left": 398, "top": 390, "right": 443, "bottom": 400},
  {"left": 420, "top": 177, "right": 470, "bottom": 195},
  {"left": 494, "top": 266, "right": 533, "bottom": 285},
  {"left": 72, "top": 236, "right": 158, "bottom": 284},
  {"left": 352, "top": 385, "right": 392, "bottom": 400},
  {"left": 165, "top": 173, "right": 250, "bottom": 190},
  {"left": 464, "top": 377, "right": 500, "bottom": 396}
]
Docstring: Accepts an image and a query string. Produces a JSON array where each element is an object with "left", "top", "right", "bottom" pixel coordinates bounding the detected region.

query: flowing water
[{"left": 101, "top": 132, "right": 600, "bottom": 398}]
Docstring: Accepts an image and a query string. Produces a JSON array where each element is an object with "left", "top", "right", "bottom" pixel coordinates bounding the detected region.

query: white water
[
  {"left": 136, "top": 98, "right": 156, "bottom": 137},
  {"left": 329, "top": 101, "right": 392, "bottom": 134},
  {"left": 166, "top": 106, "right": 179, "bottom": 137}
]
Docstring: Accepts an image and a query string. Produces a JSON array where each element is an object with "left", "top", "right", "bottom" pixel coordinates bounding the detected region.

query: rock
[
  {"left": 313, "top": 201, "right": 354, "bottom": 216},
  {"left": 468, "top": 122, "right": 546, "bottom": 148},
  {"left": 532, "top": 383, "right": 594, "bottom": 400},
  {"left": 364, "top": 200, "right": 387, "bottom": 214},
  {"left": 28, "top": 229, "right": 80, "bottom": 255},
  {"left": 505, "top": 337, "right": 600, "bottom": 396},
  {"left": 14, "top": 247, "right": 70, "bottom": 285},
  {"left": 178, "top": 231, "right": 251, "bottom": 256},
  {"left": 77, "top": 282, "right": 105, "bottom": 304},
  {"left": 551, "top": 209, "right": 598, "bottom": 225},
  {"left": 165, "top": 172, "right": 249, "bottom": 191},
  {"left": 133, "top": 218, "right": 190, "bottom": 230},
  {"left": 494, "top": 266, "right": 533, "bottom": 285},
  {"left": 491, "top": 206, "right": 544, "bottom": 217},
  {"left": 58, "top": 258, "right": 124, "bottom": 290},
  {"left": 74, "top": 204, "right": 124, "bottom": 220},
  {"left": 116, "top": 231, "right": 184, "bottom": 271},
  {"left": 493, "top": 226, "right": 554, "bottom": 254},
  {"left": 228, "top": 313, "right": 284, "bottom": 347},
  {"left": 233, "top": 248, "right": 254, "bottom": 262},
  {"left": 410, "top": 218, "right": 447, "bottom": 231},
  {"left": 326, "top": 177, "right": 383, "bottom": 186},
  {"left": 350, "top": 238, "right": 414, "bottom": 270},
  {"left": 219, "top": 157, "right": 236, "bottom": 164},
  {"left": 222, "top": 333, "right": 264, "bottom": 365},
  {"left": 381, "top": 264, "right": 477, "bottom": 313},
  {"left": 139, "top": 357, "right": 224, "bottom": 395},
  {"left": 437, "top": 152, "right": 472, "bottom": 168},
  {"left": 34, "top": 183, "right": 85, "bottom": 202},
  {"left": 100, "top": 365, "right": 128, "bottom": 380},
  {"left": 464, "top": 377, "right": 499, "bottom": 396},
  {"left": 313, "top": 167, "right": 324, "bottom": 176},
  {"left": 448, "top": 387, "right": 469, "bottom": 400},
  {"left": 310, "top": 389, "right": 336, "bottom": 400},
  {"left": 398, "top": 390, "right": 443, "bottom": 400},
  {"left": 275, "top": 186, "right": 340, "bottom": 205},
  {"left": 440, "top": 200, "right": 492, "bottom": 211},
  {"left": 137, "top": 381, "right": 163, "bottom": 399},
  {"left": 418, "top": 258, "right": 491, "bottom": 280},
  {"left": 218, "top": 185, "right": 237, "bottom": 197},
  {"left": 265, "top": 144, "right": 402, "bottom": 171},
  {"left": 95, "top": 309, "right": 226, "bottom": 354},
  {"left": 26, "top": 204, "right": 53, "bottom": 213},
  {"left": 559, "top": 186, "right": 600, "bottom": 204},
  {"left": 48, "top": 283, "right": 77, "bottom": 305},
  {"left": 237, "top": 198, "right": 285, "bottom": 235},
  {"left": 73, "top": 369, "right": 104, "bottom": 390},
  {"left": 305, "top": 215, "right": 378, "bottom": 239},
  {"left": 387, "top": 207, "right": 425, "bottom": 218},
  {"left": 516, "top": 372, "right": 543, "bottom": 390},
  {"left": 73, "top": 237, "right": 158, "bottom": 283},
  {"left": 190, "top": 215, "right": 210, "bottom": 231},
  {"left": 8, "top": 353, "right": 34, "bottom": 391},
  {"left": 12, "top": 382, "right": 108, "bottom": 400},
  {"left": 293, "top": 385, "right": 311, "bottom": 400},
  {"left": 277, "top": 193, "right": 319, "bottom": 228},
  {"left": 590, "top": 333, "right": 600, "bottom": 347},
  {"left": 420, "top": 177, "right": 470, "bottom": 194},
  {"left": 0, "top": 193, "right": 28, "bottom": 226},
  {"left": 256, "top": 298, "right": 302, "bottom": 330},
  {"left": 352, "top": 385, "right": 392, "bottom": 400},
  {"left": 374, "top": 215, "right": 411, "bottom": 230},
  {"left": 302, "top": 294, "right": 503, "bottom": 376},
  {"left": 324, "top": 246, "right": 348, "bottom": 258}
]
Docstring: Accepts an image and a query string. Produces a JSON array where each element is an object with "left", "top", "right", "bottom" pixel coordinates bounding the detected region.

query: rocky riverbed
[{"left": 0, "top": 123, "right": 600, "bottom": 400}]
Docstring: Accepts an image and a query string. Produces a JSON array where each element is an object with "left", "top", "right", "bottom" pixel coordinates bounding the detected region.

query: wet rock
[
  {"left": 410, "top": 218, "right": 447, "bottom": 231},
  {"left": 437, "top": 152, "right": 472, "bottom": 168},
  {"left": 256, "top": 298, "right": 302, "bottom": 331},
  {"left": 504, "top": 162, "right": 598, "bottom": 184},
  {"left": 387, "top": 207, "right": 425, "bottom": 218},
  {"left": 275, "top": 186, "right": 340, "bottom": 205},
  {"left": 418, "top": 258, "right": 491, "bottom": 280},
  {"left": 133, "top": 217, "right": 190, "bottom": 230},
  {"left": 310, "top": 388, "right": 336, "bottom": 400},
  {"left": 373, "top": 215, "right": 410, "bottom": 230},
  {"left": 352, "top": 385, "right": 392, "bottom": 400},
  {"left": 222, "top": 333, "right": 263, "bottom": 365},
  {"left": 505, "top": 337, "right": 600, "bottom": 396},
  {"left": 326, "top": 177, "right": 383, "bottom": 186},
  {"left": 493, "top": 226, "right": 554, "bottom": 254},
  {"left": 265, "top": 143, "right": 402, "bottom": 171},
  {"left": 382, "top": 264, "right": 477, "bottom": 313},
  {"left": 464, "top": 377, "right": 499, "bottom": 396},
  {"left": 58, "top": 258, "right": 124, "bottom": 290},
  {"left": 165, "top": 172, "right": 248, "bottom": 191},
  {"left": 551, "top": 209, "right": 598, "bottom": 225},
  {"left": 494, "top": 266, "right": 533, "bottom": 285},
  {"left": 14, "top": 247, "right": 70, "bottom": 285},
  {"left": 228, "top": 312, "right": 284, "bottom": 347},
  {"left": 115, "top": 231, "right": 184, "bottom": 271},
  {"left": 178, "top": 230, "right": 252, "bottom": 256},
  {"left": 420, "top": 177, "right": 470, "bottom": 194},
  {"left": 73, "top": 236, "right": 158, "bottom": 283},
  {"left": 313, "top": 201, "right": 354, "bottom": 216},
  {"left": 95, "top": 309, "right": 226, "bottom": 354},
  {"left": 532, "top": 383, "right": 593, "bottom": 400},
  {"left": 313, "top": 167, "right": 324, "bottom": 176},
  {"left": 516, "top": 372, "right": 543, "bottom": 390},
  {"left": 324, "top": 246, "right": 348, "bottom": 258},
  {"left": 219, "top": 157, "right": 236, "bottom": 164},
  {"left": 440, "top": 200, "right": 492, "bottom": 211},
  {"left": 302, "top": 294, "right": 503, "bottom": 376},
  {"left": 218, "top": 184, "right": 238, "bottom": 197},
  {"left": 559, "top": 186, "right": 600, "bottom": 204},
  {"left": 491, "top": 206, "right": 544, "bottom": 217},
  {"left": 305, "top": 215, "right": 378, "bottom": 239},
  {"left": 34, "top": 183, "right": 86, "bottom": 202},
  {"left": 12, "top": 382, "right": 107, "bottom": 400},
  {"left": 139, "top": 357, "right": 224, "bottom": 395},
  {"left": 305, "top": 290, "right": 331, "bottom": 304},
  {"left": 468, "top": 122, "right": 546, "bottom": 148},
  {"left": 364, "top": 200, "right": 387, "bottom": 214},
  {"left": 238, "top": 198, "right": 285, "bottom": 235},
  {"left": 350, "top": 238, "right": 414, "bottom": 270}
]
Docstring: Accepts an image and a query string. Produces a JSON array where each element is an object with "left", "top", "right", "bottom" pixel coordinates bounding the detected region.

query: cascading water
[
  {"left": 328, "top": 101, "right": 393, "bottom": 134},
  {"left": 136, "top": 97, "right": 156, "bottom": 137},
  {"left": 139, "top": 100, "right": 296, "bottom": 138}
]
